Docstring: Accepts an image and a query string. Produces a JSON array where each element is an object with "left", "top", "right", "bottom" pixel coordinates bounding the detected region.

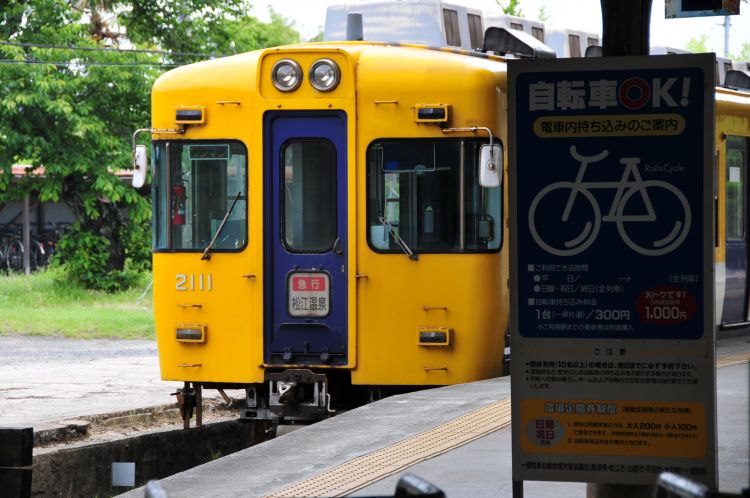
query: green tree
[
  {"left": 732, "top": 42, "right": 750, "bottom": 62},
  {"left": 122, "top": 1, "right": 299, "bottom": 60},
  {"left": 0, "top": 0, "right": 298, "bottom": 291},
  {"left": 496, "top": 0, "right": 523, "bottom": 16},
  {"left": 537, "top": 4, "right": 550, "bottom": 22},
  {"left": 685, "top": 34, "right": 709, "bottom": 53}
]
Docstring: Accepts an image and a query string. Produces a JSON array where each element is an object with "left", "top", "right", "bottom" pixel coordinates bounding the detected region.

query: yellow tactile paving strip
[
  {"left": 266, "top": 349, "right": 747, "bottom": 498},
  {"left": 716, "top": 351, "right": 750, "bottom": 368},
  {"left": 265, "top": 397, "right": 512, "bottom": 498}
]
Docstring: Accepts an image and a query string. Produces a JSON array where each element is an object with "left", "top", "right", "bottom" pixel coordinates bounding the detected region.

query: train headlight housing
[
  {"left": 309, "top": 59, "right": 340, "bottom": 92},
  {"left": 272, "top": 59, "right": 303, "bottom": 92},
  {"left": 176, "top": 325, "right": 206, "bottom": 343},
  {"left": 418, "top": 328, "right": 452, "bottom": 347}
]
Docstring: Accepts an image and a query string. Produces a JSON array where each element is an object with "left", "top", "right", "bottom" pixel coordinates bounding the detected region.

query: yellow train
[
  {"left": 138, "top": 33, "right": 750, "bottom": 426},
  {"left": 715, "top": 78, "right": 750, "bottom": 333},
  {"left": 143, "top": 42, "right": 509, "bottom": 424}
]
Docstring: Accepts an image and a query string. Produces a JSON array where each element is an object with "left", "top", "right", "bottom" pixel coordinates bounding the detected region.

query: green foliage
[
  {"left": 496, "top": 0, "right": 523, "bottom": 17},
  {"left": 0, "top": 0, "right": 298, "bottom": 292},
  {"left": 731, "top": 42, "right": 750, "bottom": 62},
  {"left": 121, "top": 1, "right": 299, "bottom": 60},
  {"left": 537, "top": 4, "right": 550, "bottom": 23},
  {"left": 122, "top": 215, "right": 153, "bottom": 273},
  {"left": 55, "top": 222, "right": 142, "bottom": 291},
  {"left": 222, "top": 11, "right": 300, "bottom": 53},
  {"left": 685, "top": 34, "right": 709, "bottom": 53}
]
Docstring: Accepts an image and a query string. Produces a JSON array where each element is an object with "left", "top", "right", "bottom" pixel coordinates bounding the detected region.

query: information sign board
[
  {"left": 288, "top": 272, "right": 330, "bottom": 317},
  {"left": 509, "top": 54, "right": 716, "bottom": 486},
  {"left": 665, "top": 0, "right": 740, "bottom": 18}
]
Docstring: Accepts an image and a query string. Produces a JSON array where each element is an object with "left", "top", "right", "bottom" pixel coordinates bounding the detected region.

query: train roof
[
  {"left": 716, "top": 85, "right": 750, "bottom": 112},
  {"left": 152, "top": 41, "right": 508, "bottom": 94},
  {"left": 151, "top": 41, "right": 750, "bottom": 116}
]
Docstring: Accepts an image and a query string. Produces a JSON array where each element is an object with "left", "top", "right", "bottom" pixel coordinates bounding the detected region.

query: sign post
[{"left": 509, "top": 54, "right": 716, "bottom": 493}]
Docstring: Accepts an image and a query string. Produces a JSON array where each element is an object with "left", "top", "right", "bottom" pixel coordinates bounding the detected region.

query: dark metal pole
[
  {"left": 22, "top": 195, "right": 30, "bottom": 275},
  {"left": 600, "top": 0, "right": 653, "bottom": 57},
  {"left": 590, "top": 2, "right": 656, "bottom": 497}
]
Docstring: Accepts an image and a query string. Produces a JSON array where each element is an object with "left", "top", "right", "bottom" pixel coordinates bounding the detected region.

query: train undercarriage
[{"left": 173, "top": 370, "right": 425, "bottom": 430}]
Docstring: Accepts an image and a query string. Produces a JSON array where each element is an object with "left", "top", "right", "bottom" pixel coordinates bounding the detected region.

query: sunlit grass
[{"left": 0, "top": 268, "right": 154, "bottom": 339}]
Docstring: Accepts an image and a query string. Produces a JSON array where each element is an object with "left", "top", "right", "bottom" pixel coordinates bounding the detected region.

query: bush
[{"left": 55, "top": 220, "right": 151, "bottom": 292}]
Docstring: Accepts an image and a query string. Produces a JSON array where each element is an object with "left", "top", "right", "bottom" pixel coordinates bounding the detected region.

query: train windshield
[
  {"left": 367, "top": 139, "right": 502, "bottom": 254},
  {"left": 152, "top": 141, "right": 248, "bottom": 251}
]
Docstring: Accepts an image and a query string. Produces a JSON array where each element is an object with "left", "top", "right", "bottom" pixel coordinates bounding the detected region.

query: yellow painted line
[
  {"left": 265, "top": 397, "right": 512, "bottom": 498},
  {"left": 717, "top": 351, "right": 750, "bottom": 368}
]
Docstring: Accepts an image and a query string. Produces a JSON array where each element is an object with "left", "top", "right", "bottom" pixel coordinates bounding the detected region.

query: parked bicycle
[{"left": 0, "top": 222, "right": 68, "bottom": 273}]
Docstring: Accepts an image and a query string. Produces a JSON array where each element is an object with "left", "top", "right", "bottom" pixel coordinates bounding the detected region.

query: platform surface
[{"left": 119, "top": 337, "right": 750, "bottom": 498}]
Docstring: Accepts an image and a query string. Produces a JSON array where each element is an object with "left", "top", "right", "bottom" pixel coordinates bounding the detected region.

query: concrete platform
[{"left": 120, "top": 337, "right": 750, "bottom": 498}]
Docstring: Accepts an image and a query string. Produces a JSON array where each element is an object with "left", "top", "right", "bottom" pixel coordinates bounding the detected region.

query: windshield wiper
[
  {"left": 379, "top": 217, "right": 418, "bottom": 261},
  {"left": 201, "top": 191, "right": 242, "bottom": 261}
]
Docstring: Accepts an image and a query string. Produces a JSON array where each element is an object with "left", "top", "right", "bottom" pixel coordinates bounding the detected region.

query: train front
[{"left": 148, "top": 42, "right": 508, "bottom": 425}]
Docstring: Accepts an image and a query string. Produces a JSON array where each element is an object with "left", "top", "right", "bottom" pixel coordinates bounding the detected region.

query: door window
[
  {"left": 726, "top": 136, "right": 748, "bottom": 241},
  {"left": 282, "top": 140, "right": 337, "bottom": 252}
]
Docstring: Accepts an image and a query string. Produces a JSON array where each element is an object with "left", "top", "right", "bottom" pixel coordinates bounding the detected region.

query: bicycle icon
[{"left": 528, "top": 146, "right": 691, "bottom": 257}]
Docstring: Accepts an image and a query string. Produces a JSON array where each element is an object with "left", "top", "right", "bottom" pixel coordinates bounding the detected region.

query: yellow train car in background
[
  {"left": 715, "top": 78, "right": 750, "bottom": 332},
  {"left": 144, "top": 42, "right": 509, "bottom": 424}
]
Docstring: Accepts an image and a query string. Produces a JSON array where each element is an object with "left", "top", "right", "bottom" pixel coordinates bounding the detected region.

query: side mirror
[
  {"left": 132, "top": 145, "right": 147, "bottom": 188},
  {"left": 479, "top": 144, "right": 502, "bottom": 187}
]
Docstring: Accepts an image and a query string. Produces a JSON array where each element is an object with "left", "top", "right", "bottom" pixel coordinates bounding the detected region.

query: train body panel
[
  {"left": 151, "top": 52, "right": 264, "bottom": 384},
  {"left": 715, "top": 89, "right": 750, "bottom": 327},
  {"left": 353, "top": 46, "right": 508, "bottom": 385},
  {"left": 153, "top": 252, "right": 264, "bottom": 383},
  {"left": 151, "top": 46, "right": 364, "bottom": 385}
]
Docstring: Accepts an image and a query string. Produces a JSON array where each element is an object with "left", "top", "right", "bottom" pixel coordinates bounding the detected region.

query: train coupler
[{"left": 266, "top": 369, "right": 335, "bottom": 423}]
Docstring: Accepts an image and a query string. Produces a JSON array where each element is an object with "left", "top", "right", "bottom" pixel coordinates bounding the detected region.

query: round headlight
[
  {"left": 272, "top": 59, "right": 302, "bottom": 92},
  {"left": 309, "top": 59, "right": 340, "bottom": 92}
]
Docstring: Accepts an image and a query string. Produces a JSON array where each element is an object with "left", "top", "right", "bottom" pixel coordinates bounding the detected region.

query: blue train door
[
  {"left": 264, "top": 112, "right": 348, "bottom": 365},
  {"left": 722, "top": 136, "right": 750, "bottom": 325}
]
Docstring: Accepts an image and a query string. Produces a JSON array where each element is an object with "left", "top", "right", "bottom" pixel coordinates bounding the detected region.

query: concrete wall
[{"left": 32, "top": 420, "right": 271, "bottom": 497}]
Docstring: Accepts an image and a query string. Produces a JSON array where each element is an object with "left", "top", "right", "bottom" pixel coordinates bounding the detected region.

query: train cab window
[
  {"left": 152, "top": 141, "right": 247, "bottom": 251},
  {"left": 367, "top": 139, "right": 502, "bottom": 254},
  {"left": 282, "top": 140, "right": 337, "bottom": 252},
  {"left": 443, "top": 9, "right": 461, "bottom": 47},
  {"left": 532, "top": 27, "right": 545, "bottom": 42},
  {"left": 726, "top": 136, "right": 748, "bottom": 241}
]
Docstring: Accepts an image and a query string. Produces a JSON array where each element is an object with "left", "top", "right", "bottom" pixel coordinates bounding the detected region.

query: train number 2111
[{"left": 176, "top": 273, "right": 213, "bottom": 292}]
